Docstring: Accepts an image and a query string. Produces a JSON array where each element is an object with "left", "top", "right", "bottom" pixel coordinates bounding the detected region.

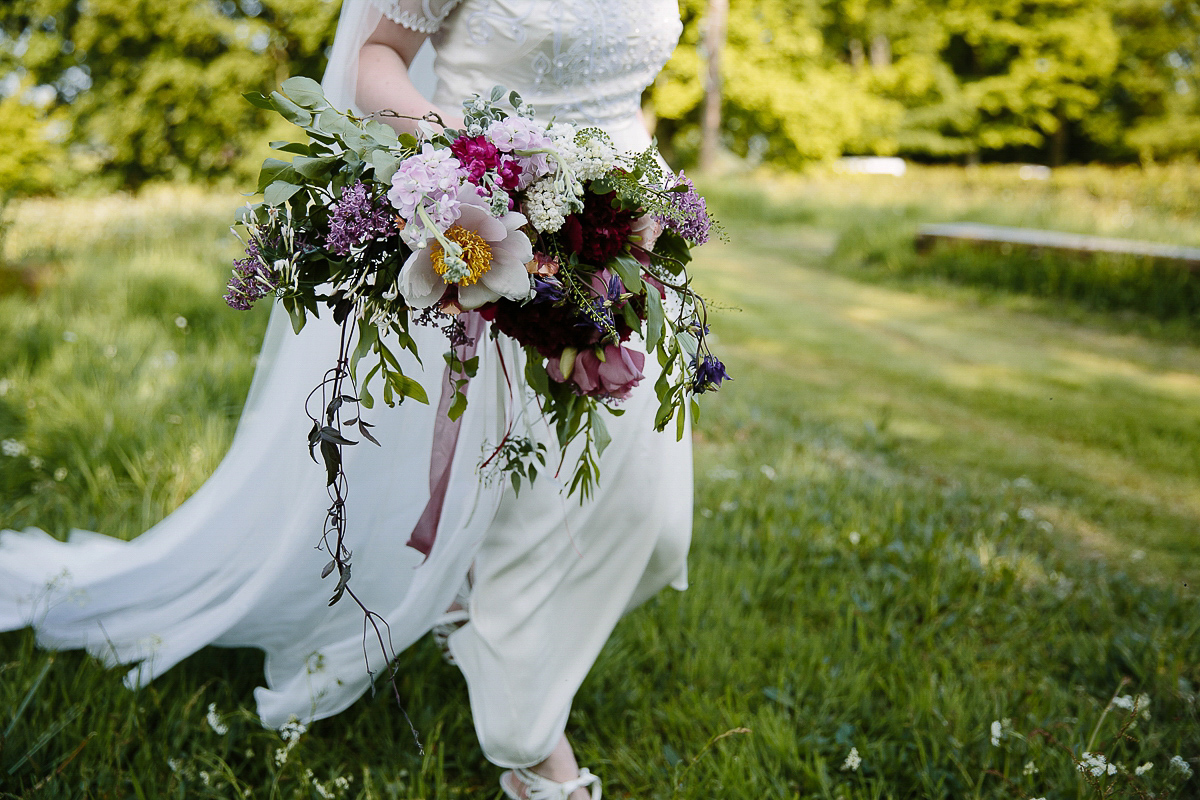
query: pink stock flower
[{"left": 547, "top": 344, "right": 646, "bottom": 400}]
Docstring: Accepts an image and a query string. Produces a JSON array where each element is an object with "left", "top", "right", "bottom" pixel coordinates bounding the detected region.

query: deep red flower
[{"left": 561, "top": 191, "right": 635, "bottom": 265}]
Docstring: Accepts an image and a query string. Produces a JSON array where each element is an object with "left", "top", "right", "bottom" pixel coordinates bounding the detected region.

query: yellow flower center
[{"left": 430, "top": 226, "right": 494, "bottom": 286}]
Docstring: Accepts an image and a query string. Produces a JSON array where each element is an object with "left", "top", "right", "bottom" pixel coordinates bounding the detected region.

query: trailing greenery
[{"left": 1, "top": 182, "right": 1198, "bottom": 798}]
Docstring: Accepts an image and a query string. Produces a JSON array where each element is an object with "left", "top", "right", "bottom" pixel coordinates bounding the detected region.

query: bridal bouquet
[{"left": 227, "top": 78, "right": 724, "bottom": 593}]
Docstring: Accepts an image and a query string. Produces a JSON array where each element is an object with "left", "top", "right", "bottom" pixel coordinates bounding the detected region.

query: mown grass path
[
  {"left": 695, "top": 231, "right": 1200, "bottom": 584},
  {"left": 0, "top": 182, "right": 1197, "bottom": 799}
]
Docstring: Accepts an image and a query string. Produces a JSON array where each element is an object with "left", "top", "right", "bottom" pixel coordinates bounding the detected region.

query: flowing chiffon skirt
[{"left": 0, "top": 299, "right": 691, "bottom": 762}]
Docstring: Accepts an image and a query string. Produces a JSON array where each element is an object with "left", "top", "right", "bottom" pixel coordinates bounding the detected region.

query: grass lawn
[{"left": 1, "top": 175, "right": 1198, "bottom": 799}]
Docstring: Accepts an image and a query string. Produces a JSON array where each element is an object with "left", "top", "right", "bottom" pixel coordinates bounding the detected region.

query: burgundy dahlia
[{"left": 562, "top": 191, "right": 635, "bottom": 265}]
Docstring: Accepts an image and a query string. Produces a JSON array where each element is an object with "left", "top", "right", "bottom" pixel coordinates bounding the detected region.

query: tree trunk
[
  {"left": 1051, "top": 113, "right": 1068, "bottom": 167},
  {"left": 700, "top": 0, "right": 728, "bottom": 174}
]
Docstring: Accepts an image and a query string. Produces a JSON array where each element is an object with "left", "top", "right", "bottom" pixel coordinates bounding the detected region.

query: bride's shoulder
[{"left": 369, "top": 0, "right": 465, "bottom": 34}]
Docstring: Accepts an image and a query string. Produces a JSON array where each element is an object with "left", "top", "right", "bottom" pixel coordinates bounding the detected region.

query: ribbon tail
[{"left": 406, "top": 312, "right": 486, "bottom": 558}]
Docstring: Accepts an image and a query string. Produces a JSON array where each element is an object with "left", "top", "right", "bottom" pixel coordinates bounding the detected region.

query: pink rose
[{"left": 546, "top": 344, "right": 646, "bottom": 400}]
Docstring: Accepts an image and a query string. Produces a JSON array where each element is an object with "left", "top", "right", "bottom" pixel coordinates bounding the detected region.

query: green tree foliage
[
  {"left": 0, "top": 0, "right": 339, "bottom": 186},
  {"left": 653, "top": 0, "right": 1196, "bottom": 166},
  {"left": 2, "top": 0, "right": 1199, "bottom": 184},
  {"left": 0, "top": 81, "right": 66, "bottom": 260}
]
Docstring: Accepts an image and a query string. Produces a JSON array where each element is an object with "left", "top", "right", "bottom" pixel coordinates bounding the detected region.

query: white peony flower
[{"left": 397, "top": 189, "right": 533, "bottom": 310}]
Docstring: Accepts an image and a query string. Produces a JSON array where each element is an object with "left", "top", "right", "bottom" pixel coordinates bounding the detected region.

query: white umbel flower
[
  {"left": 841, "top": 747, "right": 861, "bottom": 771},
  {"left": 1135, "top": 762, "right": 1153, "bottom": 776},
  {"left": 1170, "top": 755, "right": 1193, "bottom": 778},
  {"left": 205, "top": 703, "right": 229, "bottom": 735},
  {"left": 1079, "top": 751, "right": 1117, "bottom": 777}
]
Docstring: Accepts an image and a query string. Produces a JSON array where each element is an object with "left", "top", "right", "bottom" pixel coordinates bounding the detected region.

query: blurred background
[{"left": 1, "top": 1, "right": 1199, "bottom": 798}]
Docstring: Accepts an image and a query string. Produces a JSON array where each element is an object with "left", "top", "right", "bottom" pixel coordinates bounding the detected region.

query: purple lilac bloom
[
  {"left": 691, "top": 353, "right": 730, "bottom": 393},
  {"left": 325, "top": 181, "right": 395, "bottom": 256},
  {"left": 224, "top": 239, "right": 278, "bottom": 310},
  {"left": 657, "top": 171, "right": 712, "bottom": 245}
]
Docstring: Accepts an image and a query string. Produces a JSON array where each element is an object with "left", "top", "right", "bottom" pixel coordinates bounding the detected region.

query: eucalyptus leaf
[
  {"left": 263, "top": 180, "right": 303, "bottom": 207},
  {"left": 270, "top": 91, "right": 313, "bottom": 126},
  {"left": 371, "top": 149, "right": 400, "bottom": 184},
  {"left": 257, "top": 158, "right": 297, "bottom": 192},
  {"left": 242, "top": 91, "right": 274, "bottom": 111},
  {"left": 292, "top": 155, "right": 339, "bottom": 180},
  {"left": 270, "top": 141, "right": 311, "bottom": 156},
  {"left": 281, "top": 76, "right": 328, "bottom": 109}
]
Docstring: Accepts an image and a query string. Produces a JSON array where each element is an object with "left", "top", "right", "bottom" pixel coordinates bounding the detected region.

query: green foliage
[
  {"left": 0, "top": 0, "right": 339, "bottom": 186},
  {"left": 653, "top": 0, "right": 1200, "bottom": 166}
]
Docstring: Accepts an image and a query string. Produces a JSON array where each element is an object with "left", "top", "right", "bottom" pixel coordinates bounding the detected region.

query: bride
[{"left": 0, "top": 0, "right": 692, "bottom": 797}]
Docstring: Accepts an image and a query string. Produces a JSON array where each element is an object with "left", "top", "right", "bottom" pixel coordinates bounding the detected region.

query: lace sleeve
[{"left": 369, "top": 0, "right": 463, "bottom": 33}]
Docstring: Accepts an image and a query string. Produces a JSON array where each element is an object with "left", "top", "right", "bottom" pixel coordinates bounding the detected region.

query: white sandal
[{"left": 499, "top": 766, "right": 602, "bottom": 800}]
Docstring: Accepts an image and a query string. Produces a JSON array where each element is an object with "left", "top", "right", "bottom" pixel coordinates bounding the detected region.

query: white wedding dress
[{"left": 0, "top": 0, "right": 691, "bottom": 770}]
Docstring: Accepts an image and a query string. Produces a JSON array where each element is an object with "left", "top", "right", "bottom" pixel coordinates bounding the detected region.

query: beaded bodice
[{"left": 372, "top": 0, "right": 682, "bottom": 145}]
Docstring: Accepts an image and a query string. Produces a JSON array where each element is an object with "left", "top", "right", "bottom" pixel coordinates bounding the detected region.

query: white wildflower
[
  {"left": 759, "top": 464, "right": 777, "bottom": 481},
  {"left": 848, "top": 531, "right": 861, "bottom": 545},
  {"left": 1170, "top": 755, "right": 1193, "bottom": 778},
  {"left": 1018, "top": 507, "right": 1036, "bottom": 521},
  {"left": 1112, "top": 694, "right": 1133, "bottom": 710},
  {"left": 167, "top": 758, "right": 181, "bottom": 773},
  {"left": 1023, "top": 760, "right": 1038, "bottom": 776},
  {"left": 1135, "top": 762, "right": 1153, "bottom": 776},
  {"left": 274, "top": 716, "right": 307, "bottom": 766},
  {"left": 54, "top": 467, "right": 68, "bottom": 481},
  {"left": 1111, "top": 693, "right": 1152, "bottom": 719},
  {"left": 841, "top": 746, "right": 861, "bottom": 771},
  {"left": 2, "top": 439, "right": 28, "bottom": 457},
  {"left": 206, "top": 703, "right": 229, "bottom": 735},
  {"left": 1079, "top": 751, "right": 1117, "bottom": 777},
  {"left": 29, "top": 456, "right": 43, "bottom": 470},
  {"left": 990, "top": 718, "right": 1010, "bottom": 746},
  {"left": 174, "top": 316, "right": 188, "bottom": 329},
  {"left": 199, "top": 770, "right": 211, "bottom": 786}
]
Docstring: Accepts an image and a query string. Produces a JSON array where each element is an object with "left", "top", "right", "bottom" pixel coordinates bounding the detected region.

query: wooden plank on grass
[{"left": 916, "top": 222, "right": 1200, "bottom": 268}]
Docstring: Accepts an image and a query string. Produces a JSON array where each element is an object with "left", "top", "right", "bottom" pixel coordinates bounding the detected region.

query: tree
[
  {"left": 0, "top": 0, "right": 340, "bottom": 186},
  {"left": 0, "top": 82, "right": 66, "bottom": 262}
]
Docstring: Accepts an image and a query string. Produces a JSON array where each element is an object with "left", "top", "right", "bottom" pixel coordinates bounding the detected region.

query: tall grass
[{"left": 1, "top": 180, "right": 1198, "bottom": 799}]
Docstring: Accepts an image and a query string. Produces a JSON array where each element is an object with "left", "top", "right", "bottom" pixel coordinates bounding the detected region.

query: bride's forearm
[{"left": 357, "top": 18, "right": 460, "bottom": 134}]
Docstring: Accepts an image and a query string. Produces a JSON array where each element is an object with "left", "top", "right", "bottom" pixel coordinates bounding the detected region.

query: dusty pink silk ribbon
[{"left": 406, "top": 312, "right": 486, "bottom": 557}]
